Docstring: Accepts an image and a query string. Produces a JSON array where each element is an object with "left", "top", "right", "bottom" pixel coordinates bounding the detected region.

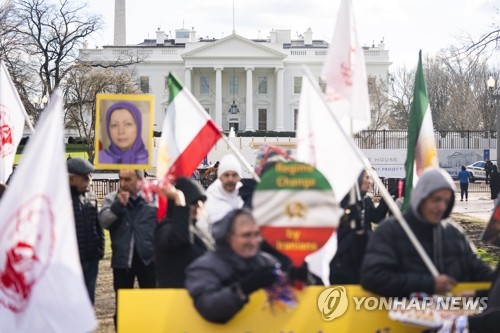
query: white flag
[
  {"left": 0, "top": 61, "right": 30, "bottom": 183},
  {"left": 296, "top": 68, "right": 364, "bottom": 204},
  {"left": 321, "top": 0, "right": 371, "bottom": 134},
  {"left": 0, "top": 90, "right": 97, "bottom": 332},
  {"left": 297, "top": 69, "right": 364, "bottom": 285}
]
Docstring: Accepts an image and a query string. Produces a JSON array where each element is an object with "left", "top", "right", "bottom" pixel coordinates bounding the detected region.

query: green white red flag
[
  {"left": 157, "top": 73, "right": 222, "bottom": 219},
  {"left": 402, "top": 51, "right": 439, "bottom": 211}
]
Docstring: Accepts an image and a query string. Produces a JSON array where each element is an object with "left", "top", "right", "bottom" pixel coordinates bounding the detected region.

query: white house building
[{"left": 79, "top": 1, "right": 391, "bottom": 134}]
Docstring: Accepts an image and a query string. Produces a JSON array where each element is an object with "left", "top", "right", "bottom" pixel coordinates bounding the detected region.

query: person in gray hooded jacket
[
  {"left": 185, "top": 208, "right": 278, "bottom": 323},
  {"left": 360, "top": 168, "right": 493, "bottom": 297}
]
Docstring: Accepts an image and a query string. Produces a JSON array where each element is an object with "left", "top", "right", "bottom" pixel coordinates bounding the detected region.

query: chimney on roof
[
  {"left": 304, "top": 27, "right": 313, "bottom": 45},
  {"left": 114, "top": 0, "right": 126, "bottom": 46},
  {"left": 156, "top": 28, "right": 165, "bottom": 45}
]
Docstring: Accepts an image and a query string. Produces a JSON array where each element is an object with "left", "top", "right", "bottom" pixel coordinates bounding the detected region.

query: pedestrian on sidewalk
[
  {"left": 485, "top": 159, "right": 493, "bottom": 184},
  {"left": 490, "top": 165, "right": 500, "bottom": 208},
  {"left": 458, "top": 165, "right": 469, "bottom": 202}
]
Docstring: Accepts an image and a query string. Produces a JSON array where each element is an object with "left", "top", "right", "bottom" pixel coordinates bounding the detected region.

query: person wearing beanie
[
  {"left": 67, "top": 157, "right": 104, "bottom": 305},
  {"left": 201, "top": 154, "right": 244, "bottom": 228},
  {"left": 360, "top": 168, "right": 492, "bottom": 297},
  {"left": 185, "top": 208, "right": 278, "bottom": 323},
  {"left": 154, "top": 177, "right": 214, "bottom": 288}
]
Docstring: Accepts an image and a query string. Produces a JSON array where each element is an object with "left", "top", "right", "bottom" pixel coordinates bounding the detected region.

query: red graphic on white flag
[
  {"left": 0, "top": 108, "right": 14, "bottom": 158},
  {"left": 0, "top": 195, "right": 55, "bottom": 313}
]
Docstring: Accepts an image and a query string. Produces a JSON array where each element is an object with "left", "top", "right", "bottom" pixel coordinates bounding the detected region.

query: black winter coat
[
  {"left": 329, "top": 195, "right": 388, "bottom": 284},
  {"left": 360, "top": 210, "right": 493, "bottom": 297},
  {"left": 71, "top": 187, "right": 104, "bottom": 263},
  {"left": 154, "top": 205, "right": 209, "bottom": 288},
  {"left": 99, "top": 193, "right": 157, "bottom": 268},
  {"left": 186, "top": 249, "right": 277, "bottom": 323}
]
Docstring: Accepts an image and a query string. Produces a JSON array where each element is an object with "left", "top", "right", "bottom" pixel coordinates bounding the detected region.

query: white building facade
[{"left": 80, "top": 24, "right": 391, "bottom": 134}]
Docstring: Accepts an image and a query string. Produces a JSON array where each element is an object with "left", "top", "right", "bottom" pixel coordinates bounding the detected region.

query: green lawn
[{"left": 14, "top": 151, "right": 89, "bottom": 164}]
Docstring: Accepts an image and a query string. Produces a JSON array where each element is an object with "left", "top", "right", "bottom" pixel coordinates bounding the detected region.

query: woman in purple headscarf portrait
[{"left": 99, "top": 101, "right": 149, "bottom": 165}]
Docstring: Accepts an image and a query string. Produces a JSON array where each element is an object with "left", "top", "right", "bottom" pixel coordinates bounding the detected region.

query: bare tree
[
  {"left": 457, "top": 7, "right": 500, "bottom": 63},
  {"left": 63, "top": 63, "right": 141, "bottom": 161},
  {"left": 8, "top": 0, "right": 103, "bottom": 123},
  {"left": 386, "top": 66, "right": 414, "bottom": 129}
]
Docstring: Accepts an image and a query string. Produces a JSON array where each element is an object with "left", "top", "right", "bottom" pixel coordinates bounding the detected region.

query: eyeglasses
[{"left": 232, "top": 231, "right": 262, "bottom": 240}]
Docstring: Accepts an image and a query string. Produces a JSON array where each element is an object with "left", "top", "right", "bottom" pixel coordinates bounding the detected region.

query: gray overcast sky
[{"left": 85, "top": 0, "right": 498, "bottom": 69}]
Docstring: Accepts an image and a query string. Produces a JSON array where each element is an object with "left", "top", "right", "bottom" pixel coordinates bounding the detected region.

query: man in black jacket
[
  {"left": 154, "top": 177, "right": 213, "bottom": 288},
  {"left": 360, "top": 168, "right": 493, "bottom": 297},
  {"left": 67, "top": 157, "right": 104, "bottom": 305}
]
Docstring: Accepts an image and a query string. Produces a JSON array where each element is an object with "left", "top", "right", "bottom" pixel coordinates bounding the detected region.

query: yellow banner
[{"left": 117, "top": 283, "right": 489, "bottom": 333}]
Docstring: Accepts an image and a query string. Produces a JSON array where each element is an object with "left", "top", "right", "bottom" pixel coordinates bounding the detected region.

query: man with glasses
[
  {"left": 67, "top": 157, "right": 104, "bottom": 305},
  {"left": 186, "top": 208, "right": 279, "bottom": 323}
]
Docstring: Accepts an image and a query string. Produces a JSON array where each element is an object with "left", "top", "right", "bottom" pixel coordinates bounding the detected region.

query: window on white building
[
  {"left": 164, "top": 76, "right": 169, "bottom": 95},
  {"left": 258, "top": 108, "right": 267, "bottom": 131},
  {"left": 200, "top": 76, "right": 210, "bottom": 94},
  {"left": 294, "top": 109, "right": 299, "bottom": 131},
  {"left": 140, "top": 76, "right": 149, "bottom": 93},
  {"left": 293, "top": 76, "right": 302, "bottom": 94},
  {"left": 258, "top": 77, "right": 267, "bottom": 94},
  {"left": 229, "top": 75, "right": 239, "bottom": 95}
]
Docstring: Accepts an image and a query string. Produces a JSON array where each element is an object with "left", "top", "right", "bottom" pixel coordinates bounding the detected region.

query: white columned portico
[
  {"left": 184, "top": 67, "right": 192, "bottom": 91},
  {"left": 215, "top": 67, "right": 223, "bottom": 127},
  {"left": 245, "top": 66, "right": 254, "bottom": 131},
  {"left": 275, "top": 67, "right": 284, "bottom": 131}
]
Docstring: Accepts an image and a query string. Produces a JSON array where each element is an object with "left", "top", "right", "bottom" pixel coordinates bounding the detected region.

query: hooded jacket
[
  {"left": 360, "top": 168, "right": 493, "bottom": 297},
  {"left": 185, "top": 209, "right": 277, "bottom": 323}
]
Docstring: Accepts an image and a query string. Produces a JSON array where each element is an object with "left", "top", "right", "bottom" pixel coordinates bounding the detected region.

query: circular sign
[{"left": 252, "top": 161, "right": 339, "bottom": 266}]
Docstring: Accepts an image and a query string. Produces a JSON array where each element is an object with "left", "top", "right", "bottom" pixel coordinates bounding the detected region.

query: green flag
[{"left": 402, "top": 51, "right": 439, "bottom": 211}]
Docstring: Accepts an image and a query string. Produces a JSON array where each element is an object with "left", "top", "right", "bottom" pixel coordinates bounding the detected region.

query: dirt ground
[
  {"left": 94, "top": 259, "right": 115, "bottom": 333},
  {"left": 91, "top": 216, "right": 498, "bottom": 333}
]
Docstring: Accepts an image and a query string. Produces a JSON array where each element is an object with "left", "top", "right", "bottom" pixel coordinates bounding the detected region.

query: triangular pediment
[{"left": 182, "top": 34, "right": 286, "bottom": 59}]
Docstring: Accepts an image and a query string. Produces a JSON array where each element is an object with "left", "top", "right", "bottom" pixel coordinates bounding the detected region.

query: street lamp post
[{"left": 487, "top": 76, "right": 500, "bottom": 163}]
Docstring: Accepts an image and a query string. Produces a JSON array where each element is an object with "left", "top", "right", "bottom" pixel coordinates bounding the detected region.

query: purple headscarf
[{"left": 99, "top": 101, "right": 148, "bottom": 164}]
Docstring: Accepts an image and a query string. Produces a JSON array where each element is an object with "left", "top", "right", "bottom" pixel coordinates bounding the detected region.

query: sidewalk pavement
[{"left": 452, "top": 191, "right": 493, "bottom": 223}]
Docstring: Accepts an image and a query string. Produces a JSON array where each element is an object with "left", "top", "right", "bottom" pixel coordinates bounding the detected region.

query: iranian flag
[
  {"left": 157, "top": 73, "right": 222, "bottom": 219},
  {"left": 402, "top": 51, "right": 439, "bottom": 211}
]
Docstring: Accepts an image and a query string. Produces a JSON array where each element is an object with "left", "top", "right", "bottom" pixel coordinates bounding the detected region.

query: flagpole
[
  {"left": 24, "top": 114, "right": 35, "bottom": 133},
  {"left": 302, "top": 66, "right": 439, "bottom": 277},
  {"left": 221, "top": 134, "right": 261, "bottom": 182}
]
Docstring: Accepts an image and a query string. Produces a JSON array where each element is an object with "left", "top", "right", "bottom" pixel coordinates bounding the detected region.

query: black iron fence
[
  {"left": 355, "top": 130, "right": 497, "bottom": 149},
  {"left": 91, "top": 179, "right": 119, "bottom": 200},
  {"left": 91, "top": 177, "right": 491, "bottom": 203}
]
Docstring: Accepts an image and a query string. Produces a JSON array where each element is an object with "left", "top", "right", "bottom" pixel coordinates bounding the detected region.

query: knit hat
[
  {"left": 217, "top": 154, "right": 242, "bottom": 178},
  {"left": 175, "top": 177, "right": 206, "bottom": 205}
]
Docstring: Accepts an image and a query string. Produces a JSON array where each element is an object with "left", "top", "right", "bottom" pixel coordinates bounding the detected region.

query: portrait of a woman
[{"left": 99, "top": 101, "right": 149, "bottom": 165}]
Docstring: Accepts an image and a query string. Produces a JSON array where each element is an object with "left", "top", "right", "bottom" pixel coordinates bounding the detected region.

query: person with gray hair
[
  {"left": 98, "top": 169, "right": 157, "bottom": 327},
  {"left": 360, "top": 168, "right": 492, "bottom": 297}
]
